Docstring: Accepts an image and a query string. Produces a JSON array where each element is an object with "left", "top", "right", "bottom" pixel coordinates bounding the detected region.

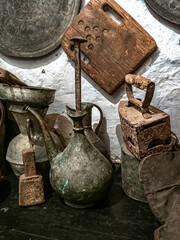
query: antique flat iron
[{"left": 118, "top": 74, "right": 173, "bottom": 160}]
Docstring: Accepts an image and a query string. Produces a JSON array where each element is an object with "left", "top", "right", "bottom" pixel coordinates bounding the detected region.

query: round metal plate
[
  {"left": 145, "top": 0, "right": 180, "bottom": 25},
  {"left": 0, "top": 0, "right": 81, "bottom": 58}
]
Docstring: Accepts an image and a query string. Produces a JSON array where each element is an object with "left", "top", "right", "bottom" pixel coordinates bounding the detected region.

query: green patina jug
[{"left": 26, "top": 106, "right": 113, "bottom": 208}]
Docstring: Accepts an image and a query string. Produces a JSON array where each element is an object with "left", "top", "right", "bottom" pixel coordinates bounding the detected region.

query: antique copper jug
[
  {"left": 25, "top": 36, "right": 113, "bottom": 208},
  {"left": 26, "top": 105, "right": 113, "bottom": 208}
]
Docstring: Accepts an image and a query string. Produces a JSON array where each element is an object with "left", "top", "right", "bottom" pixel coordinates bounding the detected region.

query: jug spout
[{"left": 26, "top": 106, "right": 60, "bottom": 163}]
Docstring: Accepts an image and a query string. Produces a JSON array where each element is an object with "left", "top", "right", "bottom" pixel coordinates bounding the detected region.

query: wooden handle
[
  {"left": 125, "top": 74, "right": 155, "bottom": 109},
  {"left": 22, "top": 148, "right": 37, "bottom": 177},
  {"left": 0, "top": 68, "right": 27, "bottom": 86}
]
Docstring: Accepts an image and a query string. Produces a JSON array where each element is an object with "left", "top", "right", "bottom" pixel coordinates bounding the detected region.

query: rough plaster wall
[{"left": 0, "top": 0, "right": 179, "bottom": 160}]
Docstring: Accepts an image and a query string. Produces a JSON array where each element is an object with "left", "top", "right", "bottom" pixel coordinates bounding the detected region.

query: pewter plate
[
  {"left": 145, "top": 0, "right": 180, "bottom": 25},
  {"left": 0, "top": 0, "right": 81, "bottom": 58}
]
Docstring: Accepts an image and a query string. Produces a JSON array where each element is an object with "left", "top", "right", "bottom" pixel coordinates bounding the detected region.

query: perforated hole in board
[
  {"left": 103, "top": 4, "right": 122, "bottom": 24},
  {"left": 81, "top": 53, "right": 89, "bottom": 64}
]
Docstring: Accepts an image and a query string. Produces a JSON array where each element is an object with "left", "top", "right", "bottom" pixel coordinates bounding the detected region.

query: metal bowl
[{"left": 0, "top": 84, "right": 55, "bottom": 107}]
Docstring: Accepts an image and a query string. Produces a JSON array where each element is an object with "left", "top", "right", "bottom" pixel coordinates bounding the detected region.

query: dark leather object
[
  {"left": 154, "top": 195, "right": 180, "bottom": 240},
  {"left": 139, "top": 149, "right": 180, "bottom": 223}
]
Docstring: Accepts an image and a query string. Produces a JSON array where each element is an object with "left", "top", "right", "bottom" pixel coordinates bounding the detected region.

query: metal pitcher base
[{"left": 64, "top": 199, "right": 97, "bottom": 209}]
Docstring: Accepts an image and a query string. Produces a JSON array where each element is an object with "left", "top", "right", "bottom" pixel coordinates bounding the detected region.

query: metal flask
[
  {"left": 0, "top": 101, "right": 5, "bottom": 178},
  {"left": 82, "top": 102, "right": 109, "bottom": 159},
  {"left": 0, "top": 84, "right": 63, "bottom": 178},
  {"left": 26, "top": 106, "right": 114, "bottom": 208}
]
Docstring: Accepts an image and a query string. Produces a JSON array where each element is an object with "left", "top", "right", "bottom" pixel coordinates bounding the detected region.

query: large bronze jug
[{"left": 26, "top": 106, "right": 114, "bottom": 208}]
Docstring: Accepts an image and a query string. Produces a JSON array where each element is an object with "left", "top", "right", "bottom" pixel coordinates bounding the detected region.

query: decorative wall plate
[
  {"left": 0, "top": 0, "right": 81, "bottom": 58},
  {"left": 145, "top": 0, "right": 180, "bottom": 25}
]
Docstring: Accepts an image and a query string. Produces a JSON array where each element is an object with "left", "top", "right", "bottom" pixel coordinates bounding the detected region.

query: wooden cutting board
[{"left": 62, "top": 0, "right": 157, "bottom": 95}]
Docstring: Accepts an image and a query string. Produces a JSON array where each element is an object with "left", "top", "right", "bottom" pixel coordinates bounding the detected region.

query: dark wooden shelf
[{"left": 0, "top": 165, "right": 159, "bottom": 240}]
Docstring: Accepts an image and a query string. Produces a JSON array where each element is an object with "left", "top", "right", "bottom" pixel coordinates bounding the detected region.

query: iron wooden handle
[{"left": 125, "top": 74, "right": 155, "bottom": 109}]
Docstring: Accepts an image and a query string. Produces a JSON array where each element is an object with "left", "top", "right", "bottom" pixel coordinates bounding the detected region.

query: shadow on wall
[
  {"left": 0, "top": 46, "right": 64, "bottom": 69},
  {"left": 135, "top": 50, "right": 160, "bottom": 76},
  {"left": 145, "top": 2, "right": 180, "bottom": 34},
  {"left": 116, "top": 123, "right": 123, "bottom": 149},
  {"left": 81, "top": 0, "right": 87, "bottom": 8},
  {"left": 94, "top": 117, "right": 111, "bottom": 157}
]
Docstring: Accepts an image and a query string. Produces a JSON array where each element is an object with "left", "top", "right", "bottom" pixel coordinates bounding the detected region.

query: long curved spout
[{"left": 26, "top": 106, "right": 59, "bottom": 163}]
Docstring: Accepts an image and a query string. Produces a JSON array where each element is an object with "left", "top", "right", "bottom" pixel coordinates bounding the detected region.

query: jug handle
[
  {"left": 0, "top": 101, "right": 5, "bottom": 131},
  {"left": 93, "top": 104, "right": 103, "bottom": 135},
  {"left": 26, "top": 119, "right": 36, "bottom": 148}
]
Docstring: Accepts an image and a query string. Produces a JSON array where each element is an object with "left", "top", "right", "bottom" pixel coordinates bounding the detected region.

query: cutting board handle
[{"left": 125, "top": 74, "right": 155, "bottom": 111}]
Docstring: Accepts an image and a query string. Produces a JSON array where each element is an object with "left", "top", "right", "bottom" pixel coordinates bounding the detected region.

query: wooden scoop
[{"left": 19, "top": 148, "right": 45, "bottom": 206}]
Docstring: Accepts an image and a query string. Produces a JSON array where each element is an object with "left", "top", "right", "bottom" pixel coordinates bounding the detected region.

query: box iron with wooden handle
[{"left": 118, "top": 74, "right": 174, "bottom": 160}]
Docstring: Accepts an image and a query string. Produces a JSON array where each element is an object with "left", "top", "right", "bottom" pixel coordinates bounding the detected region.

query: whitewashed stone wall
[{"left": 0, "top": 0, "right": 179, "bottom": 160}]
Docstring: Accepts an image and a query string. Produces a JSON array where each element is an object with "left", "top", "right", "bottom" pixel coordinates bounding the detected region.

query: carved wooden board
[
  {"left": 146, "top": 0, "right": 180, "bottom": 25},
  {"left": 62, "top": 0, "right": 157, "bottom": 94},
  {"left": 0, "top": 0, "right": 81, "bottom": 58}
]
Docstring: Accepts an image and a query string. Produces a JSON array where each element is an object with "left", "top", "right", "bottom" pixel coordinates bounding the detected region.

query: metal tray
[
  {"left": 145, "top": 0, "right": 180, "bottom": 25},
  {"left": 0, "top": 0, "right": 81, "bottom": 58}
]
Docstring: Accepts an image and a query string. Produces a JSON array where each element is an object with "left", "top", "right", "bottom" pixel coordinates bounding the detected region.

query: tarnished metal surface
[
  {"left": 26, "top": 40, "right": 113, "bottom": 208},
  {"left": 52, "top": 106, "right": 114, "bottom": 208},
  {"left": 1, "top": 84, "right": 63, "bottom": 178},
  {"left": 26, "top": 106, "right": 60, "bottom": 164},
  {"left": 82, "top": 102, "right": 109, "bottom": 158},
  {"left": 7, "top": 106, "right": 49, "bottom": 176},
  {"left": 27, "top": 105, "right": 113, "bottom": 208},
  {"left": 7, "top": 105, "right": 63, "bottom": 178},
  {"left": 119, "top": 75, "right": 172, "bottom": 160},
  {"left": 70, "top": 37, "right": 87, "bottom": 112},
  {"left": 19, "top": 148, "right": 45, "bottom": 206},
  {"left": 0, "top": 0, "right": 81, "bottom": 57},
  {"left": 45, "top": 113, "right": 73, "bottom": 148},
  {"left": 146, "top": 0, "right": 180, "bottom": 25},
  {"left": 121, "top": 143, "right": 147, "bottom": 203},
  {"left": 0, "top": 84, "right": 55, "bottom": 107}
]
